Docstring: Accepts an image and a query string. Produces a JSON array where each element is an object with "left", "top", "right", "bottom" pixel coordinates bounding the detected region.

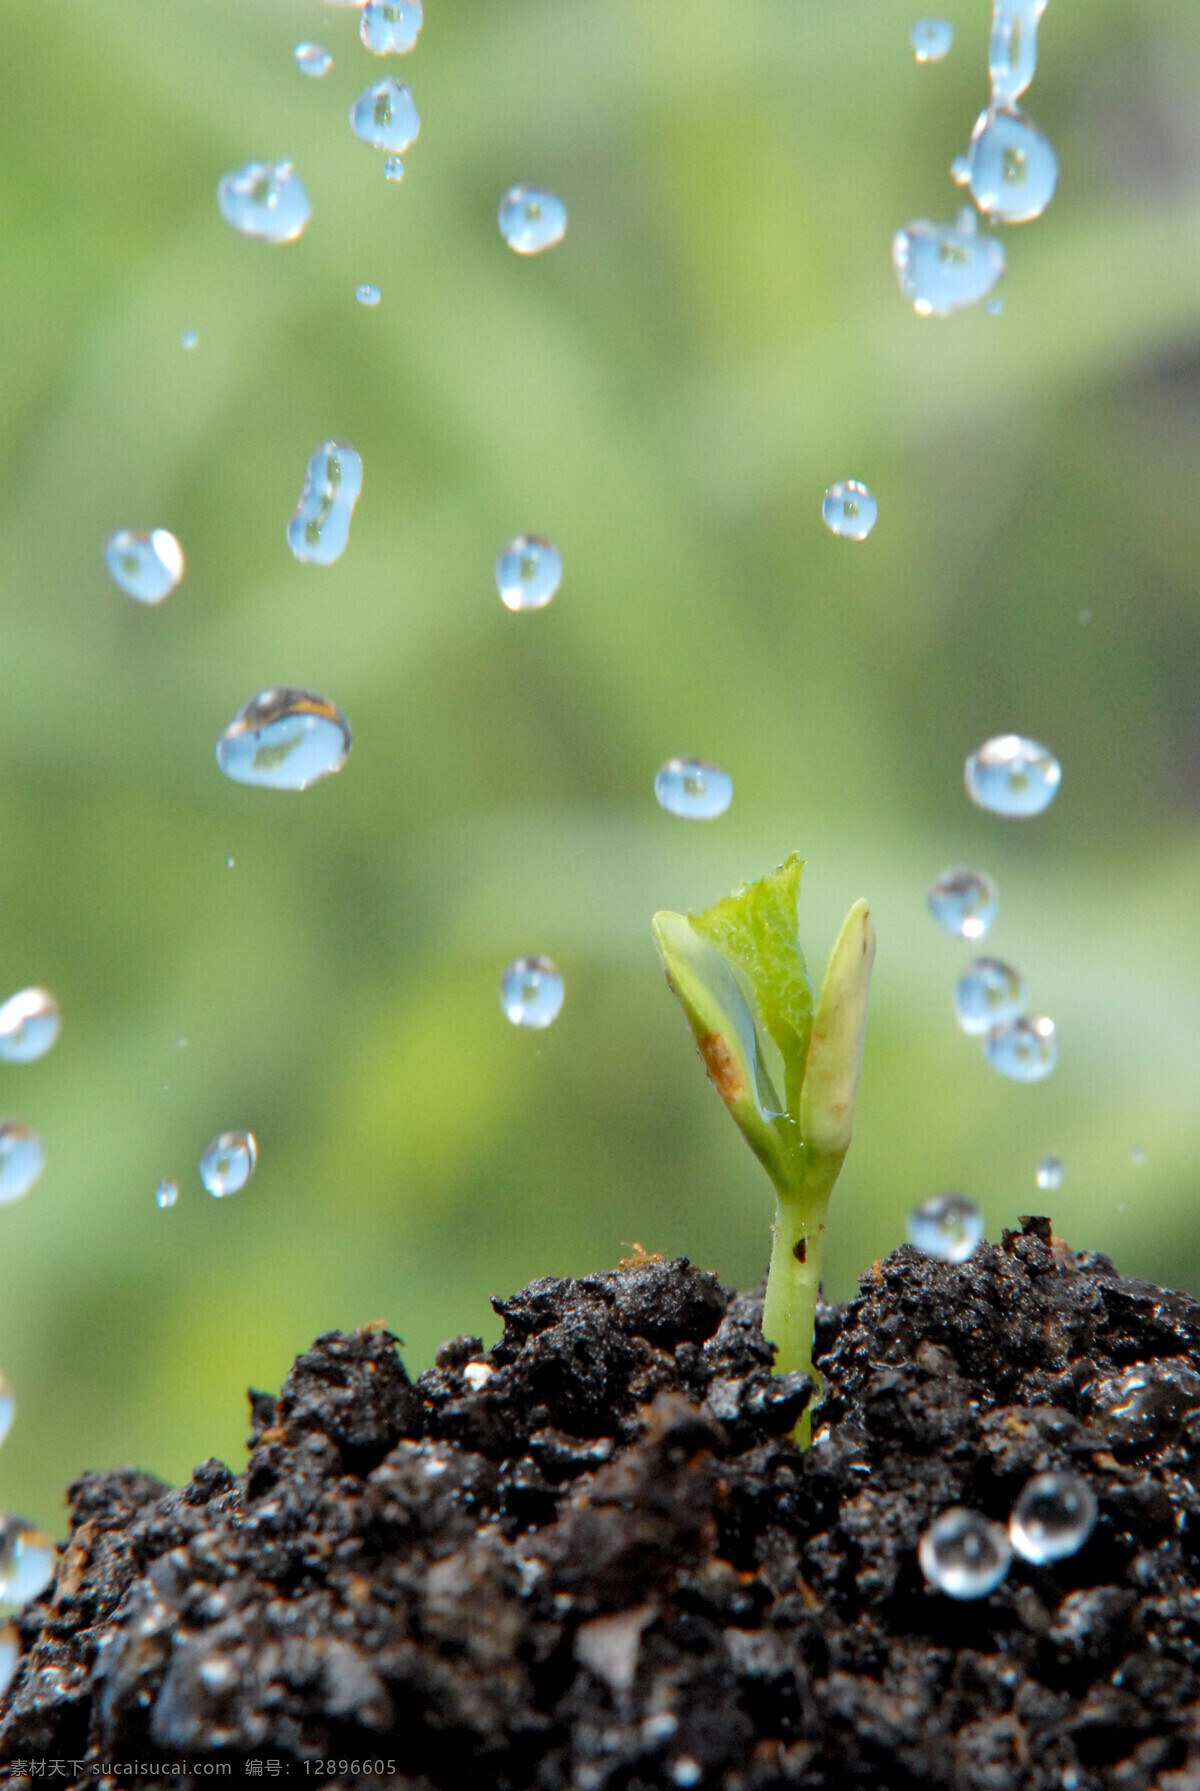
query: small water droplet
[
  {"left": 0, "top": 1376, "right": 13, "bottom": 1451},
  {"left": 1130, "top": 1144, "right": 1147, "bottom": 1168},
  {"left": 495, "top": 536, "right": 562, "bottom": 611},
  {"left": 986, "top": 297, "right": 1004, "bottom": 314},
  {"left": 105, "top": 529, "right": 185, "bottom": 604},
  {"left": 0, "top": 1618, "right": 18, "bottom": 1699},
  {"left": 226, "top": 856, "right": 235, "bottom": 869},
  {"left": 200, "top": 1130, "right": 257, "bottom": 1197},
  {"left": 350, "top": 79, "right": 420, "bottom": 153},
  {"left": 654, "top": 757, "right": 733, "bottom": 820},
  {"left": 1009, "top": 1471, "right": 1097, "bottom": 1564},
  {"left": 984, "top": 1015, "right": 1057, "bottom": 1081},
  {"left": 965, "top": 733, "right": 1061, "bottom": 816},
  {"left": 989, "top": 0, "right": 1045, "bottom": 107},
  {"left": 907, "top": 1191, "right": 985, "bottom": 1263},
  {"left": 0, "top": 989, "right": 60, "bottom": 1064},
  {"left": 294, "top": 41, "right": 332, "bottom": 77},
  {"left": 0, "top": 1125, "right": 44, "bottom": 1206},
  {"left": 360, "top": 0, "right": 423, "bottom": 54},
  {"left": 181, "top": 328, "right": 199, "bottom": 350},
  {"left": 964, "top": 105, "right": 1058, "bottom": 223},
  {"left": 1036, "top": 1154, "right": 1063, "bottom": 1191},
  {"left": 0, "top": 1517, "right": 55, "bottom": 1604},
  {"left": 217, "top": 160, "right": 311, "bottom": 243},
  {"left": 498, "top": 184, "right": 567, "bottom": 255},
  {"left": 500, "top": 956, "right": 564, "bottom": 1029},
  {"left": 928, "top": 868, "right": 997, "bottom": 939},
  {"left": 951, "top": 155, "right": 971, "bottom": 184},
  {"left": 356, "top": 284, "right": 381, "bottom": 306},
  {"left": 384, "top": 155, "right": 405, "bottom": 182},
  {"left": 286, "top": 441, "right": 363, "bottom": 566},
  {"left": 893, "top": 209, "right": 1006, "bottom": 316},
  {"left": 822, "top": 479, "right": 878, "bottom": 540},
  {"left": 911, "top": 18, "right": 954, "bottom": 62},
  {"left": 155, "top": 1180, "right": 179, "bottom": 1210},
  {"left": 953, "top": 958, "right": 1025, "bottom": 1035},
  {"left": 919, "top": 1507, "right": 1011, "bottom": 1598},
  {"left": 216, "top": 688, "right": 352, "bottom": 791},
  {"left": 670, "top": 1761, "right": 703, "bottom": 1790}
]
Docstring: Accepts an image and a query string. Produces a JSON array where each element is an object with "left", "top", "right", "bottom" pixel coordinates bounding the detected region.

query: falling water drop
[
  {"left": 0, "top": 989, "right": 60, "bottom": 1063},
  {"left": 286, "top": 441, "right": 363, "bottom": 566},
  {"left": 911, "top": 19, "right": 954, "bottom": 62},
  {"left": 216, "top": 689, "right": 352, "bottom": 791},
  {"left": 986, "top": 298, "right": 1004, "bottom": 315},
  {"left": 1130, "top": 1144, "right": 1147, "bottom": 1168},
  {"left": 350, "top": 79, "right": 420, "bottom": 153},
  {"left": 217, "top": 161, "right": 312, "bottom": 243},
  {"left": 500, "top": 957, "right": 564, "bottom": 1029},
  {"left": 0, "top": 1518, "right": 56, "bottom": 1604},
  {"left": 1036, "top": 1154, "right": 1064, "bottom": 1191},
  {"left": 822, "top": 480, "right": 878, "bottom": 540},
  {"left": 953, "top": 958, "right": 1025, "bottom": 1036},
  {"left": 907, "top": 1192, "right": 985, "bottom": 1263},
  {"left": 964, "top": 106, "right": 1058, "bottom": 223},
  {"left": 498, "top": 185, "right": 567, "bottom": 255},
  {"left": 384, "top": 156, "right": 405, "bottom": 182},
  {"left": 0, "top": 1125, "right": 44, "bottom": 1206},
  {"left": 0, "top": 1619, "right": 17, "bottom": 1698},
  {"left": 989, "top": 0, "right": 1046, "bottom": 107},
  {"left": 893, "top": 208, "right": 1005, "bottom": 316},
  {"left": 105, "top": 529, "right": 185, "bottom": 604},
  {"left": 200, "top": 1131, "right": 258, "bottom": 1197},
  {"left": 654, "top": 758, "right": 734, "bottom": 820},
  {"left": 294, "top": 42, "right": 332, "bottom": 77},
  {"left": 495, "top": 536, "right": 562, "bottom": 611},
  {"left": 1009, "top": 1472, "right": 1097, "bottom": 1564},
  {"left": 927, "top": 869, "right": 997, "bottom": 940},
  {"left": 155, "top": 1180, "right": 179, "bottom": 1210},
  {"left": 356, "top": 284, "right": 381, "bottom": 307},
  {"left": 919, "top": 1508, "right": 1011, "bottom": 1598},
  {"left": 0, "top": 1376, "right": 12, "bottom": 1450},
  {"left": 181, "top": 329, "right": 199, "bottom": 350},
  {"left": 984, "top": 1015, "right": 1057, "bottom": 1081},
  {"left": 360, "top": 0, "right": 423, "bottom": 54},
  {"left": 965, "top": 734, "right": 1061, "bottom": 816}
]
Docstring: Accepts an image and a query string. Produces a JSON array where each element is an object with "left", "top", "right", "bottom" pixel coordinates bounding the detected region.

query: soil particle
[{"left": 6, "top": 1224, "right": 1200, "bottom": 1789}]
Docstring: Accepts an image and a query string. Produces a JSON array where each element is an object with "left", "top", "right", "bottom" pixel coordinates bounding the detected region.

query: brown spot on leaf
[
  {"left": 793, "top": 1237, "right": 807, "bottom": 1264},
  {"left": 700, "top": 1032, "right": 745, "bottom": 1103}
]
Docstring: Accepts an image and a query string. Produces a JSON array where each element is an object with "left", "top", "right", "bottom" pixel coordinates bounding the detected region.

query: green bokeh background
[{"left": 1, "top": 0, "right": 1199, "bottom": 1534}]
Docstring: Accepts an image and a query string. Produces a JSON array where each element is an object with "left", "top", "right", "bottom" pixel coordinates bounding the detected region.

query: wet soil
[{"left": 5, "top": 1218, "right": 1200, "bottom": 1790}]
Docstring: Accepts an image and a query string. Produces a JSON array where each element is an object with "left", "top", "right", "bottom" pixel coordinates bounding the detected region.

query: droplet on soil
[
  {"left": 919, "top": 1506, "right": 1011, "bottom": 1598},
  {"left": 500, "top": 956, "right": 564, "bottom": 1029},
  {"left": 907, "top": 1191, "right": 985, "bottom": 1263},
  {"left": 1009, "top": 1471, "right": 1097, "bottom": 1563}
]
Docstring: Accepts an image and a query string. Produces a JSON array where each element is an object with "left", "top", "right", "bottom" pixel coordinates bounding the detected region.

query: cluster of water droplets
[{"left": 920, "top": 1468, "right": 1097, "bottom": 1599}]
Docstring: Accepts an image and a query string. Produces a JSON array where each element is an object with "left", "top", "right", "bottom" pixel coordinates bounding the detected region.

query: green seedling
[{"left": 653, "top": 855, "right": 875, "bottom": 1445}]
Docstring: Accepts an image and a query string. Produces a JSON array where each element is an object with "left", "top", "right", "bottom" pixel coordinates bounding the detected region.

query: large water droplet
[
  {"left": 965, "top": 734, "right": 1061, "bottom": 816},
  {"left": 286, "top": 441, "right": 363, "bottom": 566},
  {"left": 384, "top": 156, "right": 405, "bottom": 183},
  {"left": 216, "top": 689, "right": 352, "bottom": 791},
  {"left": 350, "top": 79, "right": 420, "bottom": 153},
  {"left": 155, "top": 1179, "right": 179, "bottom": 1210},
  {"left": 105, "top": 529, "right": 185, "bottom": 605},
  {"left": 984, "top": 1015, "right": 1057, "bottom": 1081},
  {"left": 1036, "top": 1154, "right": 1063, "bottom": 1190},
  {"left": 928, "top": 868, "right": 997, "bottom": 940},
  {"left": 919, "top": 1508, "right": 1011, "bottom": 1599},
  {"left": 907, "top": 1191, "right": 985, "bottom": 1263},
  {"left": 964, "top": 106, "right": 1058, "bottom": 222},
  {"left": 953, "top": 958, "right": 1025, "bottom": 1036},
  {"left": 498, "top": 185, "right": 567, "bottom": 255},
  {"left": 356, "top": 284, "right": 381, "bottom": 307},
  {"left": 911, "top": 19, "right": 954, "bottom": 62},
  {"left": 200, "top": 1130, "right": 258, "bottom": 1197},
  {"left": 0, "top": 1619, "right": 17, "bottom": 1698},
  {"left": 0, "top": 1125, "right": 44, "bottom": 1206},
  {"left": 0, "top": 989, "right": 60, "bottom": 1063},
  {"left": 1009, "top": 1472, "right": 1097, "bottom": 1564},
  {"left": 822, "top": 480, "right": 878, "bottom": 540},
  {"left": 989, "top": 0, "right": 1045, "bottom": 107},
  {"left": 360, "top": 0, "right": 423, "bottom": 54},
  {"left": 0, "top": 1517, "right": 55, "bottom": 1604},
  {"left": 654, "top": 758, "right": 734, "bottom": 820},
  {"left": 294, "top": 42, "right": 332, "bottom": 77},
  {"left": 893, "top": 208, "right": 1006, "bottom": 316},
  {"left": 495, "top": 536, "right": 562, "bottom": 611},
  {"left": 217, "top": 161, "right": 311, "bottom": 243},
  {"left": 500, "top": 956, "right": 564, "bottom": 1029},
  {"left": 0, "top": 1376, "right": 12, "bottom": 1451}
]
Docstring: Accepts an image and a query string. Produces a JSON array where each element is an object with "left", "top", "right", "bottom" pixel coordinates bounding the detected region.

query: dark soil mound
[{"left": 5, "top": 1218, "right": 1200, "bottom": 1790}]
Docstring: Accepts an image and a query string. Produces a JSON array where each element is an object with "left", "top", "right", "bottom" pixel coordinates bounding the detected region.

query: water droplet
[
  {"left": 356, "top": 284, "right": 381, "bottom": 307},
  {"left": 0, "top": 989, "right": 60, "bottom": 1063},
  {"left": 0, "top": 1124, "right": 44, "bottom": 1206},
  {"left": 984, "top": 1015, "right": 1057, "bottom": 1081},
  {"left": 989, "top": 0, "right": 1045, "bottom": 107},
  {"left": 965, "top": 733, "right": 1061, "bottom": 816},
  {"left": 0, "top": 1618, "right": 17, "bottom": 1699},
  {"left": 286, "top": 441, "right": 363, "bottom": 566},
  {"left": 360, "top": 0, "right": 423, "bottom": 54},
  {"left": 384, "top": 155, "right": 405, "bottom": 182},
  {"left": 893, "top": 208, "right": 1006, "bottom": 316},
  {"left": 953, "top": 958, "right": 1025, "bottom": 1036},
  {"left": 986, "top": 297, "right": 1004, "bottom": 315},
  {"left": 216, "top": 688, "right": 352, "bottom": 791},
  {"left": 105, "top": 528, "right": 185, "bottom": 605},
  {"left": 919, "top": 1507, "right": 1011, "bottom": 1598},
  {"left": 927, "top": 868, "right": 997, "bottom": 940},
  {"left": 181, "top": 328, "right": 199, "bottom": 350},
  {"left": 1130, "top": 1144, "right": 1147, "bottom": 1168},
  {"left": 350, "top": 79, "right": 420, "bottom": 153},
  {"left": 495, "top": 536, "right": 562, "bottom": 611},
  {"left": 155, "top": 1180, "right": 179, "bottom": 1210},
  {"left": 217, "top": 160, "right": 311, "bottom": 243},
  {"left": 200, "top": 1130, "right": 258, "bottom": 1197},
  {"left": 500, "top": 956, "right": 564, "bottom": 1029},
  {"left": 0, "top": 1517, "right": 55, "bottom": 1604},
  {"left": 1036, "top": 1154, "right": 1063, "bottom": 1191},
  {"left": 1009, "top": 1472, "right": 1097, "bottom": 1564},
  {"left": 0, "top": 1376, "right": 13, "bottom": 1451},
  {"left": 670, "top": 1762, "right": 703, "bottom": 1790},
  {"left": 964, "top": 105, "right": 1058, "bottom": 223},
  {"left": 822, "top": 479, "right": 878, "bottom": 540},
  {"left": 498, "top": 184, "right": 567, "bottom": 255},
  {"left": 951, "top": 155, "right": 971, "bottom": 185},
  {"left": 462, "top": 1361, "right": 494, "bottom": 1390},
  {"left": 654, "top": 757, "right": 734, "bottom": 820},
  {"left": 907, "top": 1191, "right": 985, "bottom": 1263},
  {"left": 911, "top": 18, "right": 953, "bottom": 62},
  {"left": 1089, "top": 1360, "right": 1200, "bottom": 1446},
  {"left": 294, "top": 41, "right": 332, "bottom": 77}
]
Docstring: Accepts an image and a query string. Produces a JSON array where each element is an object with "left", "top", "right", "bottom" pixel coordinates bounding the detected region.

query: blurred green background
[{"left": 1, "top": 0, "right": 1199, "bottom": 1534}]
